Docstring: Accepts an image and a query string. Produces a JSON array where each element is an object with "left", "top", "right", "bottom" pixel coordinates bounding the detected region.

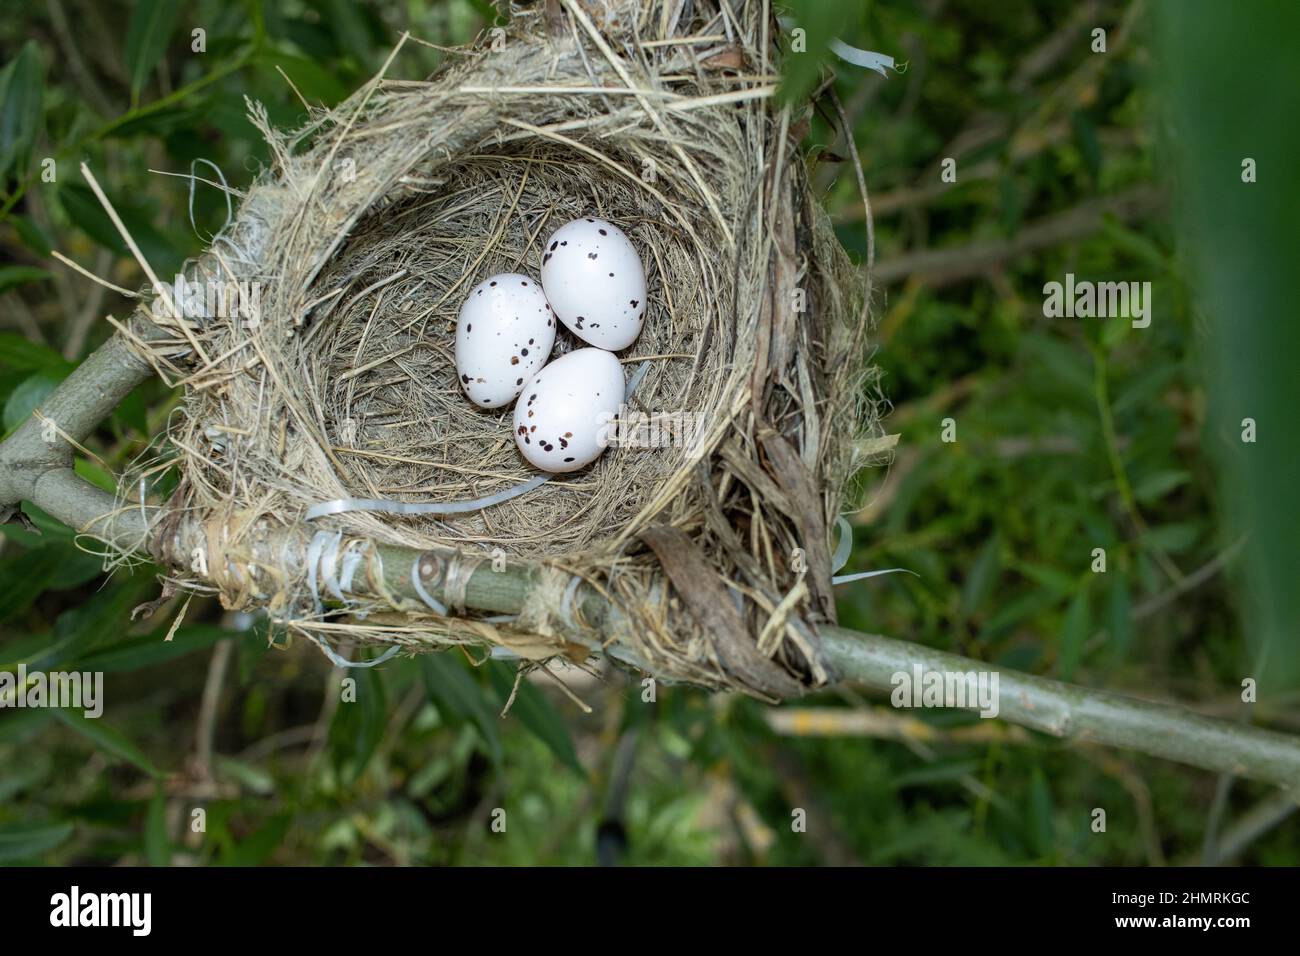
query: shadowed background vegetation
[{"left": 0, "top": 0, "right": 1295, "bottom": 866}]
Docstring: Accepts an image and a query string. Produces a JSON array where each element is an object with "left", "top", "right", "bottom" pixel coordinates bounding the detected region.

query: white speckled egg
[
  {"left": 540, "top": 217, "right": 646, "bottom": 350},
  {"left": 455, "top": 273, "right": 556, "bottom": 409},
  {"left": 514, "top": 348, "right": 625, "bottom": 473}
]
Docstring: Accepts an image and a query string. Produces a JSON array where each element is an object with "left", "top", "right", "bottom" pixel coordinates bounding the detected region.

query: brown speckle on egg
[
  {"left": 516, "top": 377, "right": 523, "bottom": 386},
  {"left": 564, "top": 457, "right": 575, "bottom": 463},
  {"left": 630, "top": 299, "right": 639, "bottom": 308},
  {"left": 599, "top": 228, "right": 607, "bottom": 235},
  {"left": 511, "top": 356, "right": 519, "bottom": 365},
  {"left": 490, "top": 280, "right": 497, "bottom": 286}
]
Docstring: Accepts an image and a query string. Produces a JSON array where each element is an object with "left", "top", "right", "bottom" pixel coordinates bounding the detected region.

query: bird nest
[{"left": 120, "top": 0, "right": 883, "bottom": 698}]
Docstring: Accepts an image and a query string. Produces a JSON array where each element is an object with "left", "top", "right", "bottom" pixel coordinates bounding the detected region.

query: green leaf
[
  {"left": 320, "top": 0, "right": 377, "bottom": 67},
  {"left": 3, "top": 371, "right": 64, "bottom": 432},
  {"left": 1070, "top": 110, "right": 1102, "bottom": 180},
  {"left": 0, "top": 332, "right": 73, "bottom": 374},
  {"left": 222, "top": 814, "right": 289, "bottom": 866},
  {"left": 328, "top": 667, "right": 388, "bottom": 783},
  {"left": 254, "top": 50, "right": 349, "bottom": 106},
  {"left": 213, "top": 754, "right": 275, "bottom": 795},
  {"left": 776, "top": 0, "right": 850, "bottom": 105},
  {"left": 0, "top": 545, "right": 66, "bottom": 621},
  {"left": 111, "top": 385, "right": 150, "bottom": 434},
  {"left": 1133, "top": 469, "right": 1191, "bottom": 503},
  {"left": 30, "top": 573, "right": 153, "bottom": 671},
  {"left": 0, "top": 265, "right": 52, "bottom": 293},
  {"left": 0, "top": 752, "right": 51, "bottom": 801},
  {"left": 124, "top": 0, "right": 181, "bottom": 102},
  {"left": 74, "top": 456, "right": 119, "bottom": 494},
  {"left": 145, "top": 787, "right": 169, "bottom": 866},
  {"left": 1142, "top": 522, "right": 1201, "bottom": 555},
  {"left": 57, "top": 182, "right": 184, "bottom": 274},
  {"left": 960, "top": 533, "right": 1001, "bottom": 616},
  {"left": 11, "top": 215, "right": 53, "bottom": 257},
  {"left": 979, "top": 587, "right": 1059, "bottom": 642},
  {"left": 1057, "top": 589, "right": 1091, "bottom": 680},
  {"left": 0, "top": 821, "right": 74, "bottom": 863},
  {"left": 1028, "top": 768, "right": 1055, "bottom": 860},
  {"left": 0, "top": 42, "right": 43, "bottom": 183},
  {"left": 76, "top": 625, "right": 230, "bottom": 673},
  {"left": 421, "top": 653, "right": 502, "bottom": 766},
  {"left": 488, "top": 662, "right": 584, "bottom": 776},
  {"left": 53, "top": 709, "right": 162, "bottom": 778},
  {"left": 0, "top": 708, "right": 52, "bottom": 745},
  {"left": 1106, "top": 571, "right": 1133, "bottom": 665}
]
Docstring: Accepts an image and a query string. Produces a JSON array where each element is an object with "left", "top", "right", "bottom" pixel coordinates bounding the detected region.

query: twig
[
  {"left": 1193, "top": 792, "right": 1298, "bottom": 866},
  {"left": 193, "top": 638, "right": 233, "bottom": 781},
  {"left": 819, "top": 627, "right": 1300, "bottom": 791},
  {"left": 872, "top": 185, "right": 1163, "bottom": 286}
]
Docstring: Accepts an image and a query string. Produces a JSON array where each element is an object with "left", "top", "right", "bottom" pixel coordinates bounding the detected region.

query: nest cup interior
[{"left": 301, "top": 141, "right": 724, "bottom": 558}]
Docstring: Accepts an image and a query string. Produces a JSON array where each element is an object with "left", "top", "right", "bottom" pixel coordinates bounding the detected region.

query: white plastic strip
[
  {"left": 410, "top": 555, "right": 449, "bottom": 616},
  {"left": 339, "top": 542, "right": 365, "bottom": 592},
  {"left": 306, "top": 473, "right": 549, "bottom": 521},
  {"left": 309, "top": 634, "right": 402, "bottom": 669},
  {"left": 319, "top": 530, "right": 345, "bottom": 601},
  {"left": 829, "top": 38, "right": 896, "bottom": 77},
  {"left": 831, "top": 516, "right": 853, "bottom": 573},
  {"left": 775, "top": 16, "right": 898, "bottom": 78},
  {"left": 305, "top": 530, "right": 330, "bottom": 612},
  {"left": 832, "top": 568, "right": 919, "bottom": 585}
]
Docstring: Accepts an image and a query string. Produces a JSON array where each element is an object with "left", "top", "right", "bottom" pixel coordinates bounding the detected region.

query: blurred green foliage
[{"left": 0, "top": 0, "right": 1295, "bottom": 866}]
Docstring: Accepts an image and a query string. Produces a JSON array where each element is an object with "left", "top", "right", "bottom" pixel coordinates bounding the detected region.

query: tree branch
[
  {"left": 2, "top": 327, "right": 1299, "bottom": 790},
  {"left": 819, "top": 627, "right": 1300, "bottom": 791}
]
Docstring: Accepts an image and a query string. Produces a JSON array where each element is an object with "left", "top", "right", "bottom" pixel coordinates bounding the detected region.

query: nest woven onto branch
[{"left": 123, "top": 0, "right": 883, "bottom": 698}]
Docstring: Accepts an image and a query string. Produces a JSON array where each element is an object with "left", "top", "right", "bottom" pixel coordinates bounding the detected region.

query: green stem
[{"left": 1092, "top": 343, "right": 1184, "bottom": 583}]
